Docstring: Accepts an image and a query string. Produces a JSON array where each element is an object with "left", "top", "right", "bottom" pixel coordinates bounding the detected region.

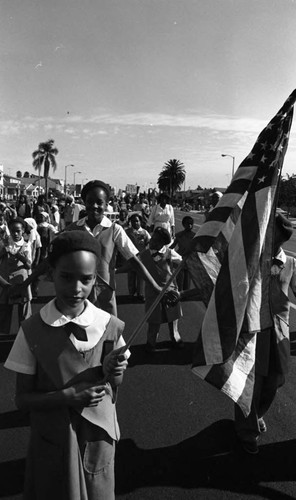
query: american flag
[{"left": 188, "top": 90, "right": 296, "bottom": 416}]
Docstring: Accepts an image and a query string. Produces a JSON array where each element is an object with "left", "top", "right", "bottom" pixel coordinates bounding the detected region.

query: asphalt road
[{"left": 1, "top": 211, "right": 296, "bottom": 499}]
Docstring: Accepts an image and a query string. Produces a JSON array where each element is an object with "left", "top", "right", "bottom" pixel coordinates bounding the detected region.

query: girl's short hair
[
  {"left": 8, "top": 216, "right": 26, "bottom": 229},
  {"left": 81, "top": 180, "right": 110, "bottom": 202}
]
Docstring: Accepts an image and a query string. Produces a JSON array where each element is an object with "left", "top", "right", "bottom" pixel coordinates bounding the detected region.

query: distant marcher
[
  {"left": 49, "top": 198, "right": 60, "bottom": 229},
  {"left": 148, "top": 192, "right": 175, "bottom": 238},
  {"left": 0, "top": 211, "right": 10, "bottom": 243},
  {"left": 36, "top": 212, "right": 57, "bottom": 262},
  {"left": 170, "top": 215, "right": 195, "bottom": 291},
  {"left": 64, "top": 197, "right": 75, "bottom": 227},
  {"left": 116, "top": 209, "right": 129, "bottom": 230},
  {"left": 33, "top": 194, "right": 50, "bottom": 221},
  {"left": 24, "top": 218, "right": 42, "bottom": 298},
  {"left": 0, "top": 201, "right": 17, "bottom": 224},
  {"left": 204, "top": 191, "right": 223, "bottom": 221},
  {"left": 16, "top": 195, "right": 32, "bottom": 219}
]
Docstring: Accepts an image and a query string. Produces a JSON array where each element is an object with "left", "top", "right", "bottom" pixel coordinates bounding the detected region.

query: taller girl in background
[{"left": 125, "top": 213, "right": 150, "bottom": 301}]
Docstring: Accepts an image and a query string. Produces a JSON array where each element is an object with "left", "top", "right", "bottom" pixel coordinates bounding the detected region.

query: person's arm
[
  {"left": 15, "top": 372, "right": 107, "bottom": 411},
  {"left": 33, "top": 247, "right": 41, "bottom": 267},
  {"left": 102, "top": 347, "right": 128, "bottom": 387},
  {"left": 13, "top": 249, "right": 31, "bottom": 270},
  {"left": 147, "top": 205, "right": 156, "bottom": 232},
  {"left": 0, "top": 274, "right": 10, "bottom": 288},
  {"left": 289, "top": 258, "right": 296, "bottom": 297},
  {"left": 170, "top": 236, "right": 178, "bottom": 249},
  {"left": 128, "top": 255, "right": 162, "bottom": 293},
  {"left": 169, "top": 205, "right": 175, "bottom": 238},
  {"left": 115, "top": 260, "right": 133, "bottom": 273},
  {"left": 10, "top": 259, "right": 49, "bottom": 295}
]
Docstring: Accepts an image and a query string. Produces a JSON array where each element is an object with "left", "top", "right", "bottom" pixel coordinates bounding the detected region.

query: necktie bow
[
  {"left": 152, "top": 251, "right": 163, "bottom": 258},
  {"left": 272, "top": 258, "right": 283, "bottom": 267},
  {"left": 63, "top": 322, "right": 88, "bottom": 341}
]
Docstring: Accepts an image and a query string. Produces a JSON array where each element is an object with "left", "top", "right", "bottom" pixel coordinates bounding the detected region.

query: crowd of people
[
  {"left": 2, "top": 179, "right": 296, "bottom": 498},
  {"left": 0, "top": 188, "right": 194, "bottom": 335}
]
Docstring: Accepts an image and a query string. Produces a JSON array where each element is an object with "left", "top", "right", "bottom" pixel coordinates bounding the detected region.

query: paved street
[{"left": 1, "top": 211, "right": 296, "bottom": 499}]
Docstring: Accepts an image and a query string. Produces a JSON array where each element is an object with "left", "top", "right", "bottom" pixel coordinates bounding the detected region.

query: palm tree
[
  {"left": 157, "top": 159, "right": 186, "bottom": 198},
  {"left": 32, "top": 139, "right": 59, "bottom": 199}
]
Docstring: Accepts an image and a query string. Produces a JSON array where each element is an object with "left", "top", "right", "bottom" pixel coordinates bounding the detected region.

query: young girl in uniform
[
  {"left": 0, "top": 217, "right": 32, "bottom": 334},
  {"left": 125, "top": 213, "right": 151, "bottom": 301},
  {"left": 5, "top": 230, "right": 128, "bottom": 500},
  {"left": 139, "top": 227, "right": 184, "bottom": 352}
]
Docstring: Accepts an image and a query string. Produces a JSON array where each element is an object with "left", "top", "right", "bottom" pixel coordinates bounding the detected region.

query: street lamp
[
  {"left": 64, "top": 164, "right": 74, "bottom": 195},
  {"left": 73, "top": 171, "right": 81, "bottom": 196},
  {"left": 221, "top": 154, "right": 235, "bottom": 178}
]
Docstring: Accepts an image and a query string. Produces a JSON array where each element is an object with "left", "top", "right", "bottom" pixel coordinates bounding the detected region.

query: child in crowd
[
  {"left": 0, "top": 217, "right": 32, "bottom": 334},
  {"left": 116, "top": 209, "right": 129, "bottom": 230},
  {"left": 140, "top": 227, "right": 184, "bottom": 352},
  {"left": 125, "top": 214, "right": 150, "bottom": 301},
  {"left": 36, "top": 211, "right": 57, "bottom": 262},
  {"left": 5, "top": 230, "right": 128, "bottom": 500},
  {"left": 0, "top": 210, "right": 10, "bottom": 243},
  {"left": 170, "top": 215, "right": 195, "bottom": 291},
  {"left": 49, "top": 198, "right": 60, "bottom": 229},
  {"left": 24, "top": 218, "right": 42, "bottom": 298},
  {"left": 64, "top": 196, "right": 75, "bottom": 227}
]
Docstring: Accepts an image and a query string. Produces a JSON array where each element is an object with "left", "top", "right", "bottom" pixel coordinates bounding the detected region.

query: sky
[{"left": 1, "top": 0, "right": 296, "bottom": 192}]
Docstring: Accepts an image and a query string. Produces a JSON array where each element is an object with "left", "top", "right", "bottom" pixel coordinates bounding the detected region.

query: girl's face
[
  {"left": 183, "top": 219, "right": 193, "bottom": 231},
  {"left": 149, "top": 233, "right": 163, "bottom": 251},
  {"left": 159, "top": 195, "right": 168, "bottom": 208},
  {"left": 119, "top": 211, "right": 127, "bottom": 221},
  {"left": 85, "top": 187, "right": 108, "bottom": 225},
  {"left": 131, "top": 216, "right": 141, "bottom": 230},
  {"left": 10, "top": 222, "right": 24, "bottom": 242},
  {"left": 52, "top": 250, "right": 97, "bottom": 318}
]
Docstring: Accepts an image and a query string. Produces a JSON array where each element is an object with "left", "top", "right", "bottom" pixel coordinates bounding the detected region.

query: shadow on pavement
[
  {"left": 0, "top": 409, "right": 30, "bottom": 430},
  {"left": 115, "top": 419, "right": 296, "bottom": 499},
  {"left": 128, "top": 342, "right": 195, "bottom": 367},
  {"left": 0, "top": 458, "right": 26, "bottom": 498},
  {"left": 290, "top": 331, "right": 296, "bottom": 356},
  {"left": 1, "top": 419, "right": 295, "bottom": 498}
]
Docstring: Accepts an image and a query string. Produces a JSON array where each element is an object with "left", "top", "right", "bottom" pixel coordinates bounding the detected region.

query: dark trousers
[{"left": 235, "top": 371, "right": 282, "bottom": 441}]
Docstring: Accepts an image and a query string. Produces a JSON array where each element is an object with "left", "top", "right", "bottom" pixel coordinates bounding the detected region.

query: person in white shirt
[{"left": 147, "top": 192, "right": 175, "bottom": 238}]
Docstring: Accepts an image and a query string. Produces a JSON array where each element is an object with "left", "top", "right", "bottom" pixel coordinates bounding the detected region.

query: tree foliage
[
  {"left": 157, "top": 159, "right": 186, "bottom": 198},
  {"left": 32, "top": 139, "right": 59, "bottom": 198}
]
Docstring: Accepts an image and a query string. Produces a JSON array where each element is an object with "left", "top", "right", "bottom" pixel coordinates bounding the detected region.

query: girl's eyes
[{"left": 60, "top": 274, "right": 93, "bottom": 284}]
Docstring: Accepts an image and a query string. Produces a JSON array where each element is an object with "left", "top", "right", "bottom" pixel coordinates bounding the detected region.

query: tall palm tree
[
  {"left": 157, "top": 159, "right": 186, "bottom": 198},
  {"left": 32, "top": 139, "right": 59, "bottom": 198}
]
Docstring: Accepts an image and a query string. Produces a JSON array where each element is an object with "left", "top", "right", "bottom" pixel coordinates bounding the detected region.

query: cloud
[{"left": 0, "top": 111, "right": 275, "bottom": 140}]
